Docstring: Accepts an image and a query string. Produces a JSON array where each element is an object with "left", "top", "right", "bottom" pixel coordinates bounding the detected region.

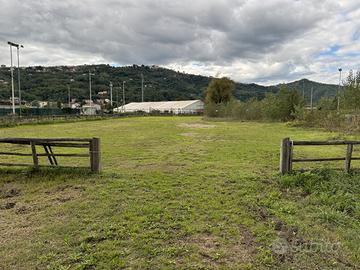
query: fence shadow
[{"left": 0, "top": 166, "right": 95, "bottom": 180}]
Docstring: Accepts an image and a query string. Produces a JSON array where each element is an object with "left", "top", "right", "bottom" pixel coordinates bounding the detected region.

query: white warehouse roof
[{"left": 114, "top": 100, "right": 204, "bottom": 114}]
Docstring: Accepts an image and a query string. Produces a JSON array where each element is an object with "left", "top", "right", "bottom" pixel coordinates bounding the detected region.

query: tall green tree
[
  {"left": 343, "top": 70, "right": 360, "bottom": 110},
  {"left": 205, "top": 77, "right": 235, "bottom": 104},
  {"left": 272, "top": 85, "right": 304, "bottom": 121}
]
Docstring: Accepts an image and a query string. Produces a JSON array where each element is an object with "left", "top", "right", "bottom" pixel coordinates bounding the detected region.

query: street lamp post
[
  {"left": 109, "top": 81, "right": 113, "bottom": 106},
  {"left": 7, "top": 41, "right": 24, "bottom": 115},
  {"left": 8, "top": 43, "right": 15, "bottom": 114},
  {"left": 141, "top": 73, "right": 144, "bottom": 102},
  {"left": 121, "top": 78, "right": 133, "bottom": 112},
  {"left": 337, "top": 68, "right": 342, "bottom": 111},
  {"left": 67, "top": 85, "right": 71, "bottom": 107},
  {"left": 68, "top": 79, "right": 74, "bottom": 108},
  {"left": 122, "top": 81, "right": 126, "bottom": 112},
  {"left": 16, "top": 44, "right": 24, "bottom": 116},
  {"left": 116, "top": 86, "right": 120, "bottom": 111},
  {"left": 84, "top": 71, "right": 95, "bottom": 105}
]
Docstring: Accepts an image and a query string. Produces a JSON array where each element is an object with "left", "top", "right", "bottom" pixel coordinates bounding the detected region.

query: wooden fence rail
[
  {"left": 0, "top": 137, "right": 101, "bottom": 173},
  {"left": 280, "top": 138, "right": 360, "bottom": 174}
]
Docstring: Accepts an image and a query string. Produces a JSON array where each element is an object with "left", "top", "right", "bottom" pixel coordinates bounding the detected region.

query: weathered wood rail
[
  {"left": 280, "top": 138, "right": 360, "bottom": 174},
  {"left": 0, "top": 138, "right": 101, "bottom": 173}
]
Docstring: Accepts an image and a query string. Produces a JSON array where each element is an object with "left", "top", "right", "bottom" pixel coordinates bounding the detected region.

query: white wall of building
[{"left": 114, "top": 100, "right": 204, "bottom": 114}]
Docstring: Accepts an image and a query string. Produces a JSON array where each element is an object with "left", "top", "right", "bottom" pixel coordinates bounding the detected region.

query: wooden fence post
[
  {"left": 280, "top": 138, "right": 291, "bottom": 175},
  {"left": 90, "top": 138, "right": 101, "bottom": 173},
  {"left": 30, "top": 141, "right": 39, "bottom": 168},
  {"left": 288, "top": 140, "right": 293, "bottom": 172},
  {"left": 345, "top": 143, "right": 353, "bottom": 173}
]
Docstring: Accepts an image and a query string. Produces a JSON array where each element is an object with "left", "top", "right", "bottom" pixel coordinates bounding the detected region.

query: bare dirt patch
[
  {"left": 0, "top": 188, "right": 21, "bottom": 199},
  {"left": 0, "top": 201, "right": 16, "bottom": 210},
  {"left": 45, "top": 184, "right": 86, "bottom": 204},
  {"left": 178, "top": 123, "right": 216, "bottom": 129},
  {"left": 183, "top": 228, "right": 258, "bottom": 266}
]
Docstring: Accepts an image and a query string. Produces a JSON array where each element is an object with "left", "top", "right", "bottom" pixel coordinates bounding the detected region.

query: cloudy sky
[{"left": 0, "top": 0, "right": 359, "bottom": 85}]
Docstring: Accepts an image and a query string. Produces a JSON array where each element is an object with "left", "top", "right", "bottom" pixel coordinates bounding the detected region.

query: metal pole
[
  {"left": 337, "top": 68, "right": 342, "bottom": 111},
  {"left": 9, "top": 45, "right": 15, "bottom": 115},
  {"left": 110, "top": 81, "right": 113, "bottom": 106},
  {"left": 141, "top": 73, "right": 144, "bottom": 102},
  {"left": 89, "top": 71, "right": 92, "bottom": 106},
  {"left": 122, "top": 81, "right": 125, "bottom": 112},
  {"left": 116, "top": 86, "right": 119, "bottom": 109},
  {"left": 310, "top": 87, "right": 313, "bottom": 110},
  {"left": 16, "top": 46, "right": 21, "bottom": 116},
  {"left": 68, "top": 85, "right": 71, "bottom": 108},
  {"left": 302, "top": 80, "right": 305, "bottom": 99}
]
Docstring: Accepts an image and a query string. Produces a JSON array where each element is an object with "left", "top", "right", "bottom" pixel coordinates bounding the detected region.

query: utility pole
[
  {"left": 109, "top": 81, "right": 113, "bottom": 106},
  {"left": 310, "top": 86, "right": 314, "bottom": 110},
  {"left": 122, "top": 81, "right": 126, "bottom": 112},
  {"left": 302, "top": 80, "right": 305, "bottom": 99},
  {"left": 16, "top": 45, "right": 23, "bottom": 116},
  {"left": 8, "top": 43, "right": 15, "bottom": 114},
  {"left": 88, "top": 71, "right": 94, "bottom": 106},
  {"left": 8, "top": 41, "right": 23, "bottom": 115},
  {"left": 116, "top": 86, "right": 119, "bottom": 110},
  {"left": 89, "top": 71, "right": 92, "bottom": 105},
  {"left": 67, "top": 85, "right": 71, "bottom": 108},
  {"left": 337, "top": 68, "right": 342, "bottom": 111},
  {"left": 141, "top": 73, "right": 144, "bottom": 102}
]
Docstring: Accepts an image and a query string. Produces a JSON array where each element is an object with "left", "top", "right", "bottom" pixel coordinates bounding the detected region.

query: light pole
[
  {"left": 7, "top": 42, "right": 15, "bottom": 114},
  {"left": 122, "top": 80, "right": 126, "bottom": 112},
  {"left": 337, "top": 68, "right": 342, "bottom": 111},
  {"left": 8, "top": 41, "right": 23, "bottom": 115},
  {"left": 109, "top": 81, "right": 113, "bottom": 106},
  {"left": 68, "top": 79, "right": 74, "bottom": 108},
  {"left": 116, "top": 86, "right": 120, "bottom": 111},
  {"left": 141, "top": 73, "right": 144, "bottom": 102},
  {"left": 89, "top": 71, "right": 95, "bottom": 105},
  {"left": 83, "top": 71, "right": 95, "bottom": 105},
  {"left": 16, "top": 44, "right": 24, "bottom": 116},
  {"left": 122, "top": 78, "right": 133, "bottom": 112}
]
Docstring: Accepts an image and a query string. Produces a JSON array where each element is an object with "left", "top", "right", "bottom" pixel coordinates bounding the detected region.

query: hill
[
  {"left": 0, "top": 64, "right": 338, "bottom": 105},
  {"left": 284, "top": 79, "right": 338, "bottom": 104}
]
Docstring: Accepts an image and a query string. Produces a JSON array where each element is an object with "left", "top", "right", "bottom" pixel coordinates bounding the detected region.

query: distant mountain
[
  {"left": 0, "top": 64, "right": 338, "bottom": 104},
  {"left": 283, "top": 79, "right": 338, "bottom": 104}
]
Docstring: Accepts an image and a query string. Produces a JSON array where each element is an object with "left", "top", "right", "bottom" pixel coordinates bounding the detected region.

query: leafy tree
[
  {"left": 205, "top": 77, "right": 235, "bottom": 104},
  {"left": 343, "top": 70, "right": 360, "bottom": 110},
  {"left": 275, "top": 85, "right": 304, "bottom": 120},
  {"left": 317, "top": 97, "right": 337, "bottom": 111}
]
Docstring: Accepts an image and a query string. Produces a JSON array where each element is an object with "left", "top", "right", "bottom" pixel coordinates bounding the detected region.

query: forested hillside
[{"left": 0, "top": 64, "right": 338, "bottom": 104}]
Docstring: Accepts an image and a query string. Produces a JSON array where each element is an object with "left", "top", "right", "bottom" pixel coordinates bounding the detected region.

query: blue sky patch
[
  {"left": 353, "top": 28, "right": 360, "bottom": 41},
  {"left": 318, "top": 44, "right": 341, "bottom": 57}
]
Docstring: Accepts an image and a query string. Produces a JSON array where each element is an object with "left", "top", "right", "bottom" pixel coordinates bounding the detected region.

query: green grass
[{"left": 0, "top": 116, "right": 359, "bottom": 269}]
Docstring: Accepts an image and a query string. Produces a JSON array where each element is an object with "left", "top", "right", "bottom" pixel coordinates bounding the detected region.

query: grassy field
[{"left": 0, "top": 116, "right": 359, "bottom": 269}]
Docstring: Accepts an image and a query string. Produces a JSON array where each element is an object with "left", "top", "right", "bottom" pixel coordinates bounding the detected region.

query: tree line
[{"left": 205, "top": 71, "right": 360, "bottom": 129}]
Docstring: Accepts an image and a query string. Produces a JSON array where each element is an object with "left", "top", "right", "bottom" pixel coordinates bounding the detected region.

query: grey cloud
[{"left": 0, "top": 0, "right": 358, "bottom": 84}]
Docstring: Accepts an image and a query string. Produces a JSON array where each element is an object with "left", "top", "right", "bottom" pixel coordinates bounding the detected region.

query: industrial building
[{"left": 114, "top": 100, "right": 204, "bottom": 114}]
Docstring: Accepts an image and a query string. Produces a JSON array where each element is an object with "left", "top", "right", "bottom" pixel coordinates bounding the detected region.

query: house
[
  {"left": 114, "top": 100, "right": 204, "bottom": 114},
  {"left": 81, "top": 104, "right": 101, "bottom": 115},
  {"left": 37, "top": 101, "right": 48, "bottom": 108}
]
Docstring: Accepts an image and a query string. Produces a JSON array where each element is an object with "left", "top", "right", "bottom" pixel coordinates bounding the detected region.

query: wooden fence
[
  {"left": 280, "top": 137, "right": 360, "bottom": 174},
  {"left": 0, "top": 138, "right": 101, "bottom": 173}
]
